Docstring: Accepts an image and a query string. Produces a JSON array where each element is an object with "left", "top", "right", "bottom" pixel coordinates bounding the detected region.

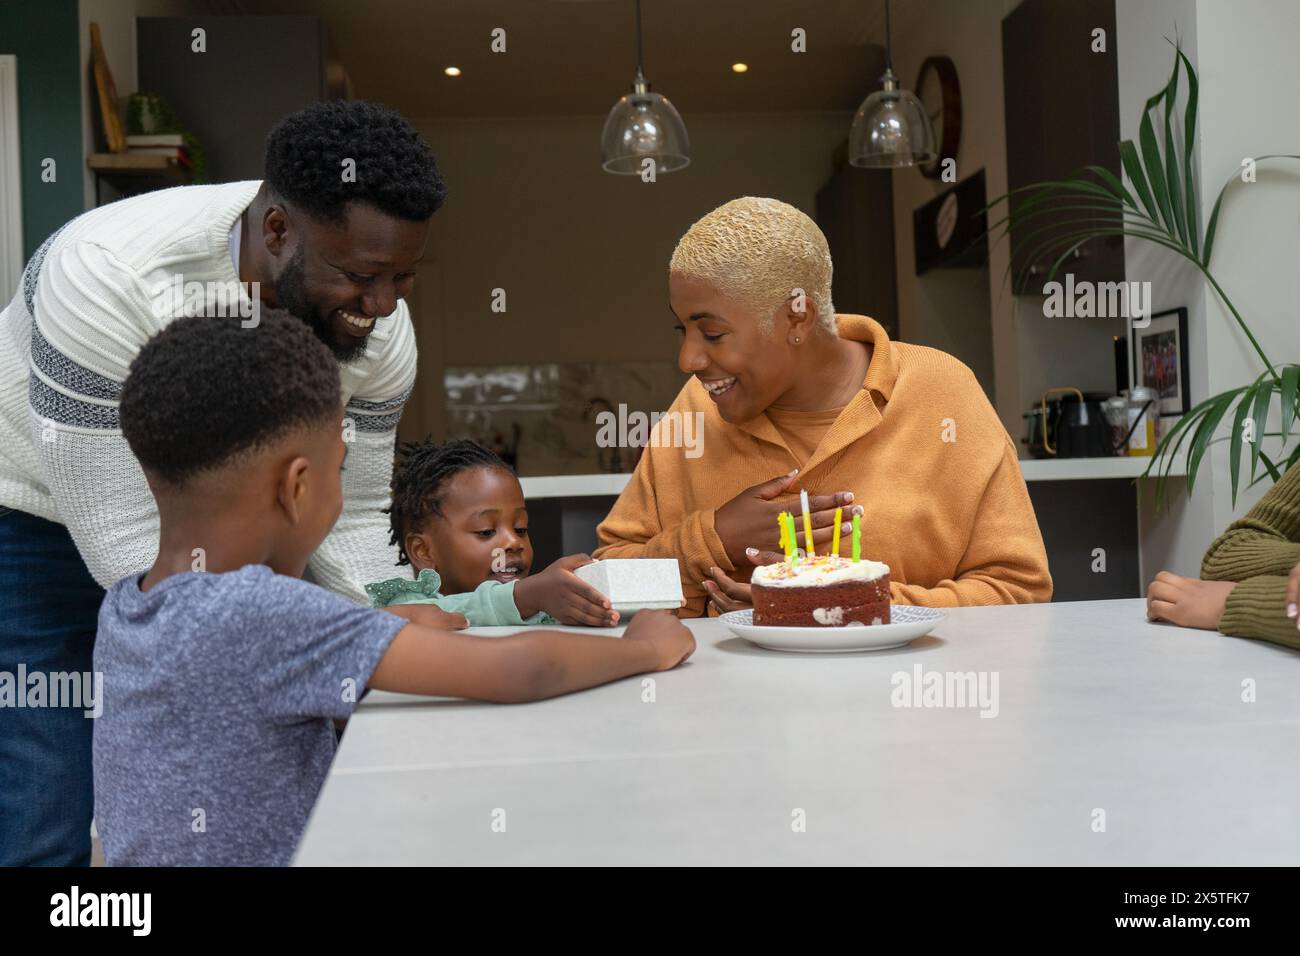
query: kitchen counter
[{"left": 519, "top": 456, "right": 1184, "bottom": 499}]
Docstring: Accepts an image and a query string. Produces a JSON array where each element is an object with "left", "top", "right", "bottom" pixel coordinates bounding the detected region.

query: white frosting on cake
[{"left": 751, "top": 554, "right": 890, "bottom": 587}]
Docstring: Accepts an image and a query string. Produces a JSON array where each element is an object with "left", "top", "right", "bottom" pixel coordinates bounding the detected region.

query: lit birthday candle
[
  {"left": 800, "top": 489, "right": 814, "bottom": 557},
  {"left": 832, "top": 506, "right": 843, "bottom": 557},
  {"left": 852, "top": 512, "right": 861, "bottom": 562}
]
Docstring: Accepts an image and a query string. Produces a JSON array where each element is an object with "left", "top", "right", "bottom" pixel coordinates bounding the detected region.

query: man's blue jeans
[{"left": 0, "top": 507, "right": 104, "bottom": 866}]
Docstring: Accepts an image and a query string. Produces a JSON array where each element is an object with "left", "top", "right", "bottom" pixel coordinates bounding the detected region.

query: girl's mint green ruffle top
[{"left": 365, "top": 568, "right": 558, "bottom": 626}]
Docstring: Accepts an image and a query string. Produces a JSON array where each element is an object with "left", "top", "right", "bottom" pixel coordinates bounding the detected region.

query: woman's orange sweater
[{"left": 593, "top": 315, "right": 1053, "bottom": 616}]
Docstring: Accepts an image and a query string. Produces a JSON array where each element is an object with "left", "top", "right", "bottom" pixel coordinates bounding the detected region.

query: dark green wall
[{"left": 0, "top": 0, "right": 83, "bottom": 260}]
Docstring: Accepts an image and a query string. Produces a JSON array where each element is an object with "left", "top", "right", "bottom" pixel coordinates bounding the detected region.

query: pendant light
[
  {"left": 600, "top": 0, "right": 690, "bottom": 175},
  {"left": 849, "top": 0, "right": 936, "bottom": 168}
]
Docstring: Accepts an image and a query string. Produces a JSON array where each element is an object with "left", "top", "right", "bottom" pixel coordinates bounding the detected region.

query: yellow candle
[
  {"left": 832, "top": 506, "right": 842, "bottom": 556},
  {"left": 777, "top": 512, "right": 788, "bottom": 555},
  {"left": 800, "top": 489, "right": 814, "bottom": 557},
  {"left": 852, "top": 513, "right": 861, "bottom": 562}
]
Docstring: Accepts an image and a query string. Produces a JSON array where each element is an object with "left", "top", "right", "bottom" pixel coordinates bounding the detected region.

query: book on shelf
[
  {"left": 125, "top": 133, "right": 185, "bottom": 147},
  {"left": 126, "top": 145, "right": 191, "bottom": 165}
]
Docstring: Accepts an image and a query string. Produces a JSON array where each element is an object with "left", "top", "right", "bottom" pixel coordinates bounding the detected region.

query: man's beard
[{"left": 274, "top": 245, "right": 368, "bottom": 364}]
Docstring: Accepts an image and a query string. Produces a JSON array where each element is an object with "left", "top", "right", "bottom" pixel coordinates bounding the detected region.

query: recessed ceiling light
[
  {"left": 732, "top": 63, "right": 749, "bottom": 73},
  {"left": 444, "top": 66, "right": 462, "bottom": 77}
]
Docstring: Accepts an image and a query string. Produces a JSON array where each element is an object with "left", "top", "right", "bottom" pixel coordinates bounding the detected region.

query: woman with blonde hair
[{"left": 593, "top": 196, "right": 1053, "bottom": 616}]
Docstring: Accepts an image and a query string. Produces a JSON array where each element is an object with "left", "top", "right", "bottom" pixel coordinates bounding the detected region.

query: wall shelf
[{"left": 88, "top": 153, "right": 191, "bottom": 205}]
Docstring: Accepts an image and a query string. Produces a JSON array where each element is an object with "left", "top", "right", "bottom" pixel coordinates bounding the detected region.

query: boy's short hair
[
  {"left": 265, "top": 100, "right": 447, "bottom": 224},
  {"left": 386, "top": 438, "right": 510, "bottom": 566},
  {"left": 120, "top": 310, "right": 342, "bottom": 486}
]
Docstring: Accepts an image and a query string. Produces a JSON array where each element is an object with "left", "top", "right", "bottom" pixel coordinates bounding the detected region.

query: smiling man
[{"left": 0, "top": 100, "right": 445, "bottom": 865}]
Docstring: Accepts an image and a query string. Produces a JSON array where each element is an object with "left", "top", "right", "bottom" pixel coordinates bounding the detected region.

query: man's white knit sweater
[{"left": 0, "top": 181, "right": 417, "bottom": 603}]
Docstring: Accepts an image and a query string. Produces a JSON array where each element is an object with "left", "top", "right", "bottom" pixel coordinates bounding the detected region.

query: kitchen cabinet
[
  {"left": 1002, "top": 0, "right": 1124, "bottom": 293},
  {"left": 816, "top": 143, "right": 899, "bottom": 339},
  {"left": 137, "top": 16, "right": 348, "bottom": 184}
]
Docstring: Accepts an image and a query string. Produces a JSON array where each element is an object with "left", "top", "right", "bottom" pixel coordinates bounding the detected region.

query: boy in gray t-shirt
[
  {"left": 93, "top": 312, "right": 694, "bottom": 866},
  {"left": 95, "top": 564, "right": 402, "bottom": 866}
]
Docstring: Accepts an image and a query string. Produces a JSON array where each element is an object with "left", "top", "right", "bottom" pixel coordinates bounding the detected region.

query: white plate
[{"left": 719, "top": 606, "right": 946, "bottom": 653}]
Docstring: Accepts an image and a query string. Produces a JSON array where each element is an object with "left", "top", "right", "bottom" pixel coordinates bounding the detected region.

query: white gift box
[{"left": 575, "top": 558, "right": 684, "bottom": 615}]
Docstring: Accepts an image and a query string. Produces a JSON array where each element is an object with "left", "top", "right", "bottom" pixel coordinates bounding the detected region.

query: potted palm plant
[{"left": 987, "top": 44, "right": 1299, "bottom": 506}]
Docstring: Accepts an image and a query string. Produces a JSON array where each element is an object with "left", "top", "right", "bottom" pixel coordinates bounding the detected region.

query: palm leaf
[
  {"left": 1280, "top": 364, "right": 1299, "bottom": 441},
  {"left": 1138, "top": 84, "right": 1176, "bottom": 234},
  {"left": 1228, "top": 389, "right": 1253, "bottom": 502},
  {"left": 1259, "top": 450, "right": 1283, "bottom": 484},
  {"left": 1161, "top": 47, "right": 1189, "bottom": 245},
  {"left": 1186, "top": 392, "right": 1236, "bottom": 495},
  {"left": 1248, "top": 381, "right": 1272, "bottom": 481},
  {"left": 1204, "top": 154, "right": 1300, "bottom": 264},
  {"left": 1083, "top": 164, "right": 1145, "bottom": 215},
  {"left": 1175, "top": 45, "right": 1200, "bottom": 256},
  {"left": 1119, "top": 140, "right": 1160, "bottom": 222},
  {"left": 1148, "top": 387, "right": 1244, "bottom": 506}
]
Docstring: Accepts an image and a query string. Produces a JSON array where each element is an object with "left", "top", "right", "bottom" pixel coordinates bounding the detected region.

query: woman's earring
[{"left": 793, "top": 336, "right": 801, "bottom": 344}]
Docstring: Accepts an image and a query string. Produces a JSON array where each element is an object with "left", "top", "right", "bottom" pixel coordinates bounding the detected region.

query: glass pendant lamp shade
[
  {"left": 849, "top": 0, "right": 938, "bottom": 169},
  {"left": 601, "top": 0, "right": 689, "bottom": 175},
  {"left": 601, "top": 71, "right": 691, "bottom": 174},
  {"left": 849, "top": 67, "right": 936, "bottom": 168}
]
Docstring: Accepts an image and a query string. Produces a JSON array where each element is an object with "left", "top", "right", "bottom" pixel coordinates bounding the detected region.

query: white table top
[
  {"left": 294, "top": 598, "right": 1299, "bottom": 866},
  {"left": 518, "top": 457, "right": 1184, "bottom": 498}
]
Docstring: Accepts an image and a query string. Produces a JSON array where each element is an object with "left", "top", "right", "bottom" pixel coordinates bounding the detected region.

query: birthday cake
[{"left": 750, "top": 554, "right": 891, "bottom": 627}]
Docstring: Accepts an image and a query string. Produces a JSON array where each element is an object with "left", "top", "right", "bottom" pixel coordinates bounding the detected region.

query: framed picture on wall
[{"left": 1132, "top": 307, "right": 1190, "bottom": 416}]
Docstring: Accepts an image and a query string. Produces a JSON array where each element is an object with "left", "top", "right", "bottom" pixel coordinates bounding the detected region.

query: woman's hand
[
  {"left": 702, "top": 548, "right": 784, "bottom": 615},
  {"left": 1146, "top": 571, "right": 1237, "bottom": 630},
  {"left": 513, "top": 554, "right": 620, "bottom": 627},
  {"left": 712, "top": 469, "right": 860, "bottom": 568}
]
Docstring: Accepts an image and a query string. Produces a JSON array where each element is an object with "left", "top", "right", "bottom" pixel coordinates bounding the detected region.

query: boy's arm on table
[
  {"left": 369, "top": 610, "right": 695, "bottom": 703},
  {"left": 1201, "top": 464, "right": 1300, "bottom": 581},
  {"left": 890, "top": 443, "right": 1053, "bottom": 607},
  {"left": 30, "top": 243, "right": 162, "bottom": 587},
  {"left": 593, "top": 449, "right": 729, "bottom": 617},
  {"left": 308, "top": 306, "right": 418, "bottom": 604}
]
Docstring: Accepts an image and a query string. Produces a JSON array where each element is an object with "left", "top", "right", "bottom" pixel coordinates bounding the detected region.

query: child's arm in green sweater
[
  {"left": 366, "top": 557, "right": 620, "bottom": 627},
  {"left": 367, "top": 569, "right": 552, "bottom": 626},
  {"left": 1201, "top": 464, "right": 1300, "bottom": 648}
]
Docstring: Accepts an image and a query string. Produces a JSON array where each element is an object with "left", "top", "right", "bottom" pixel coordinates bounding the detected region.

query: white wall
[
  {"left": 1123, "top": 0, "right": 1300, "bottom": 580},
  {"left": 1194, "top": 0, "right": 1300, "bottom": 530}
]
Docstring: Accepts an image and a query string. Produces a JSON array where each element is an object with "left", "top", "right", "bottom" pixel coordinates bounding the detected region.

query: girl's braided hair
[{"left": 386, "top": 437, "right": 511, "bottom": 566}]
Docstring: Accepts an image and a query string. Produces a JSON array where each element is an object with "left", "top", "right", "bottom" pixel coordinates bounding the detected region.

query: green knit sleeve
[
  {"left": 365, "top": 568, "right": 445, "bottom": 608},
  {"left": 1201, "top": 464, "right": 1300, "bottom": 580},
  {"left": 1219, "top": 575, "right": 1300, "bottom": 651}
]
